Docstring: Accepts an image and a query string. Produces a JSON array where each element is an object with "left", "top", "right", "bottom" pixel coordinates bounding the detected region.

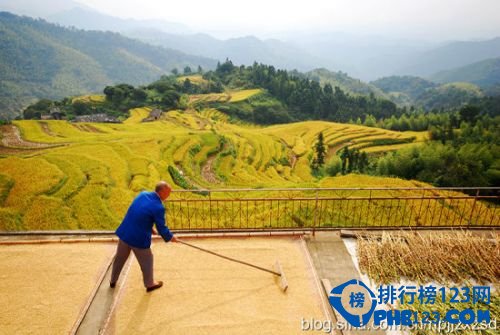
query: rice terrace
[{"left": 1, "top": 93, "right": 496, "bottom": 231}]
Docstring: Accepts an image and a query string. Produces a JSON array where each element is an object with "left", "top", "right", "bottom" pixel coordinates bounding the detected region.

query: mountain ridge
[{"left": 0, "top": 12, "right": 216, "bottom": 119}]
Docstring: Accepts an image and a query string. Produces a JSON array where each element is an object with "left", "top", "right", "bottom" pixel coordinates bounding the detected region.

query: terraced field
[{"left": 0, "top": 107, "right": 477, "bottom": 231}]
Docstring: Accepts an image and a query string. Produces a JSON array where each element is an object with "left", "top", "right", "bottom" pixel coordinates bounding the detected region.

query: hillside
[
  {"left": 370, "top": 76, "right": 436, "bottom": 100},
  {"left": 430, "top": 57, "right": 500, "bottom": 88},
  {"left": 371, "top": 76, "right": 484, "bottom": 109},
  {"left": 0, "top": 105, "right": 426, "bottom": 230},
  {"left": 0, "top": 12, "right": 216, "bottom": 120},
  {"left": 412, "top": 82, "right": 484, "bottom": 110},
  {"left": 306, "top": 68, "right": 388, "bottom": 98}
]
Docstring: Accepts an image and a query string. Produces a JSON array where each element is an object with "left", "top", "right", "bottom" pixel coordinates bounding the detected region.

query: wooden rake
[{"left": 177, "top": 239, "right": 288, "bottom": 292}]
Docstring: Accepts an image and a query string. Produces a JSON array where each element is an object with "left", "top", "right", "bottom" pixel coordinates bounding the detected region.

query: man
[{"left": 110, "top": 181, "right": 177, "bottom": 292}]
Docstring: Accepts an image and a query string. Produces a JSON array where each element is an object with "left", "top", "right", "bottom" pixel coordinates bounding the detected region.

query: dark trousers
[{"left": 110, "top": 239, "right": 155, "bottom": 287}]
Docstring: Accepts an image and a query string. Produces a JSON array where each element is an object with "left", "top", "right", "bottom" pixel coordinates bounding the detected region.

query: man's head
[{"left": 155, "top": 181, "right": 172, "bottom": 201}]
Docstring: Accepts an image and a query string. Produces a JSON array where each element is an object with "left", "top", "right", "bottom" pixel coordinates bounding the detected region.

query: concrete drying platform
[
  {"left": 305, "top": 232, "right": 385, "bottom": 335},
  {"left": 0, "top": 242, "right": 115, "bottom": 334},
  {"left": 104, "top": 237, "right": 330, "bottom": 335}
]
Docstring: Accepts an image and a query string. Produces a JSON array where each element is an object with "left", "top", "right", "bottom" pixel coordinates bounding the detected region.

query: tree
[
  {"left": 326, "top": 156, "right": 342, "bottom": 176},
  {"left": 314, "top": 132, "right": 327, "bottom": 167},
  {"left": 183, "top": 66, "right": 192, "bottom": 75},
  {"left": 131, "top": 88, "right": 147, "bottom": 102},
  {"left": 171, "top": 68, "right": 179, "bottom": 76},
  {"left": 340, "top": 147, "right": 349, "bottom": 175},
  {"left": 183, "top": 79, "right": 193, "bottom": 93},
  {"left": 72, "top": 101, "right": 90, "bottom": 115},
  {"left": 459, "top": 105, "right": 480, "bottom": 125},
  {"left": 358, "top": 152, "right": 369, "bottom": 172},
  {"left": 364, "top": 114, "right": 376, "bottom": 127}
]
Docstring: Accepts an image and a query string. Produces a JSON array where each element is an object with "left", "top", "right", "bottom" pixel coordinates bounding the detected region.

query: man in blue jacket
[{"left": 110, "top": 181, "right": 177, "bottom": 292}]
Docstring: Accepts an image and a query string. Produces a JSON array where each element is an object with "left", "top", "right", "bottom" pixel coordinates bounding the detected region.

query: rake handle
[{"left": 177, "top": 240, "right": 281, "bottom": 277}]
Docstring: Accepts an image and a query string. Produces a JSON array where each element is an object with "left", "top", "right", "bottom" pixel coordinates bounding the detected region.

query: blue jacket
[{"left": 116, "top": 191, "right": 173, "bottom": 248}]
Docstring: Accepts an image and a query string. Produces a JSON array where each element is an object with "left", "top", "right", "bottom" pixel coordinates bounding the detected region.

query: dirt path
[
  {"left": 0, "top": 125, "right": 54, "bottom": 148},
  {"left": 290, "top": 154, "right": 297, "bottom": 169},
  {"left": 39, "top": 122, "right": 60, "bottom": 137},
  {"left": 71, "top": 123, "right": 104, "bottom": 133},
  {"left": 327, "top": 141, "right": 353, "bottom": 158},
  {"left": 201, "top": 154, "right": 220, "bottom": 184}
]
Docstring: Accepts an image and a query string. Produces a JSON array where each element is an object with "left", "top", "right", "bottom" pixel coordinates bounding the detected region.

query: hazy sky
[{"left": 76, "top": 0, "right": 500, "bottom": 40}]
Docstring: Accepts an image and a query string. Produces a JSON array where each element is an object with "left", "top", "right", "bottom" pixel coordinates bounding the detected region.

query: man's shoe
[
  {"left": 110, "top": 282, "right": 116, "bottom": 288},
  {"left": 146, "top": 281, "right": 163, "bottom": 292}
]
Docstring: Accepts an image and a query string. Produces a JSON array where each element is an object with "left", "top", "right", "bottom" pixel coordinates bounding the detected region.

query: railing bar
[
  {"left": 239, "top": 199, "right": 242, "bottom": 229},
  {"left": 450, "top": 199, "right": 457, "bottom": 226},
  {"left": 171, "top": 187, "right": 500, "bottom": 193},
  {"left": 416, "top": 189, "right": 426, "bottom": 226},
  {"left": 336, "top": 198, "right": 341, "bottom": 227},
  {"left": 277, "top": 199, "right": 281, "bottom": 229},
  {"left": 386, "top": 199, "right": 393, "bottom": 227},
  {"left": 269, "top": 199, "right": 273, "bottom": 229},
  {"left": 231, "top": 199, "right": 234, "bottom": 229},
  {"left": 458, "top": 198, "right": 467, "bottom": 226},
  {"left": 487, "top": 204, "right": 496, "bottom": 226},
  {"left": 468, "top": 189, "right": 479, "bottom": 226},
  {"left": 209, "top": 192, "right": 213, "bottom": 231},
  {"left": 167, "top": 195, "right": 497, "bottom": 203},
  {"left": 423, "top": 196, "right": 431, "bottom": 227},
  {"left": 400, "top": 198, "right": 408, "bottom": 227}
]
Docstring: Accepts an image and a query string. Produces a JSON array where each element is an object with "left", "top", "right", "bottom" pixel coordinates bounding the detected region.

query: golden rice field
[
  {"left": 123, "top": 107, "right": 152, "bottom": 124},
  {"left": 0, "top": 107, "right": 495, "bottom": 231},
  {"left": 71, "top": 95, "right": 106, "bottom": 103},
  {"left": 229, "top": 88, "right": 263, "bottom": 102},
  {"left": 177, "top": 75, "right": 209, "bottom": 85}
]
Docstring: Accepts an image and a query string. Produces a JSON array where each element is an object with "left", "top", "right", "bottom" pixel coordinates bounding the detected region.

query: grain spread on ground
[
  {"left": 0, "top": 243, "right": 115, "bottom": 334},
  {"left": 104, "top": 237, "right": 328, "bottom": 335}
]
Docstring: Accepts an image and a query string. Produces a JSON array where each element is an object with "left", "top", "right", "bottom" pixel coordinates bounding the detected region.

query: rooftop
[{"left": 1, "top": 229, "right": 496, "bottom": 334}]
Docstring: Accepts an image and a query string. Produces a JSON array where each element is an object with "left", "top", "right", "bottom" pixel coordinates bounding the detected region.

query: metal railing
[{"left": 165, "top": 187, "right": 500, "bottom": 231}]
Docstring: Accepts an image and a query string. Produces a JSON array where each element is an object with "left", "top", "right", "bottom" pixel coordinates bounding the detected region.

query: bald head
[{"left": 155, "top": 181, "right": 172, "bottom": 201}]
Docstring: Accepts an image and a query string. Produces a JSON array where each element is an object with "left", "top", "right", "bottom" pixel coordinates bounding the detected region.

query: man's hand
[
  {"left": 170, "top": 235, "right": 179, "bottom": 242},
  {"left": 152, "top": 228, "right": 158, "bottom": 235}
]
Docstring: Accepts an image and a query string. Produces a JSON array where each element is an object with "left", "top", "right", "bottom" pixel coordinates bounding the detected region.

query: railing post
[
  {"left": 313, "top": 189, "right": 319, "bottom": 236},
  {"left": 209, "top": 190, "right": 213, "bottom": 231},
  {"left": 468, "top": 189, "right": 480, "bottom": 227}
]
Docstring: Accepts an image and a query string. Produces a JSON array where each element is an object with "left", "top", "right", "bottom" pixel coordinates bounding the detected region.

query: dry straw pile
[{"left": 357, "top": 231, "right": 499, "bottom": 285}]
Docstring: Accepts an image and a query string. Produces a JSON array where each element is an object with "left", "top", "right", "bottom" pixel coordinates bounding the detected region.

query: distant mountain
[
  {"left": 48, "top": 7, "right": 191, "bottom": 35},
  {"left": 430, "top": 57, "right": 500, "bottom": 88},
  {"left": 397, "top": 38, "right": 500, "bottom": 77},
  {"left": 306, "top": 68, "right": 388, "bottom": 98},
  {"left": 371, "top": 75, "right": 483, "bottom": 109},
  {"left": 0, "top": 12, "right": 216, "bottom": 119},
  {"left": 0, "top": 0, "right": 81, "bottom": 18},
  {"left": 6, "top": 3, "right": 326, "bottom": 72},
  {"left": 286, "top": 32, "right": 434, "bottom": 81},
  {"left": 125, "top": 29, "right": 326, "bottom": 71}
]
